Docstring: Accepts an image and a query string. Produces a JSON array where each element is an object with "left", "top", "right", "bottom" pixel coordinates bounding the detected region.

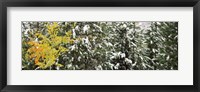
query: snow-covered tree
[{"left": 22, "top": 22, "right": 178, "bottom": 70}]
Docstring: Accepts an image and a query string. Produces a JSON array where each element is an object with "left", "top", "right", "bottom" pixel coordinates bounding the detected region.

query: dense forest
[{"left": 22, "top": 22, "right": 178, "bottom": 70}]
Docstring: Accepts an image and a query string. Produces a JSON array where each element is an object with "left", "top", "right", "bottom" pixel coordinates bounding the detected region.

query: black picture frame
[{"left": 0, "top": 0, "right": 199, "bottom": 92}]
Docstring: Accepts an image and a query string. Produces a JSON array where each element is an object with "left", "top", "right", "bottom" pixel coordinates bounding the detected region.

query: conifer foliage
[{"left": 22, "top": 22, "right": 178, "bottom": 70}]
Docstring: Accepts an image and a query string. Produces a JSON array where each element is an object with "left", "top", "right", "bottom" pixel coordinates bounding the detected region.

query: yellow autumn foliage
[{"left": 25, "top": 22, "right": 74, "bottom": 69}]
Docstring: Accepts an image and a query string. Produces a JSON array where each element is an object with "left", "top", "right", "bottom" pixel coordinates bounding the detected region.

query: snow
[
  {"left": 123, "top": 24, "right": 127, "bottom": 28},
  {"left": 78, "top": 56, "right": 81, "bottom": 61},
  {"left": 95, "top": 65, "right": 103, "bottom": 70},
  {"left": 69, "top": 45, "right": 76, "bottom": 51},
  {"left": 35, "top": 38, "right": 39, "bottom": 42},
  {"left": 125, "top": 58, "right": 132, "bottom": 64},
  {"left": 130, "top": 42, "right": 137, "bottom": 47},
  {"left": 114, "top": 63, "right": 120, "bottom": 69},
  {"left": 22, "top": 22, "right": 178, "bottom": 70},
  {"left": 72, "top": 29, "right": 76, "bottom": 38},
  {"left": 104, "top": 40, "right": 113, "bottom": 47},
  {"left": 82, "top": 37, "right": 90, "bottom": 45},
  {"left": 93, "top": 24, "right": 102, "bottom": 32},
  {"left": 120, "top": 53, "right": 126, "bottom": 58},
  {"left": 137, "top": 22, "right": 151, "bottom": 31},
  {"left": 67, "top": 64, "right": 72, "bottom": 68},
  {"left": 110, "top": 52, "right": 126, "bottom": 59},
  {"left": 83, "top": 25, "right": 90, "bottom": 34},
  {"left": 75, "top": 25, "right": 80, "bottom": 31},
  {"left": 56, "top": 66, "right": 60, "bottom": 70}
]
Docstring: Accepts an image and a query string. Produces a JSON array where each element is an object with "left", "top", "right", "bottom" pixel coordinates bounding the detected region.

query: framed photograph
[{"left": 0, "top": 0, "right": 199, "bottom": 92}]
